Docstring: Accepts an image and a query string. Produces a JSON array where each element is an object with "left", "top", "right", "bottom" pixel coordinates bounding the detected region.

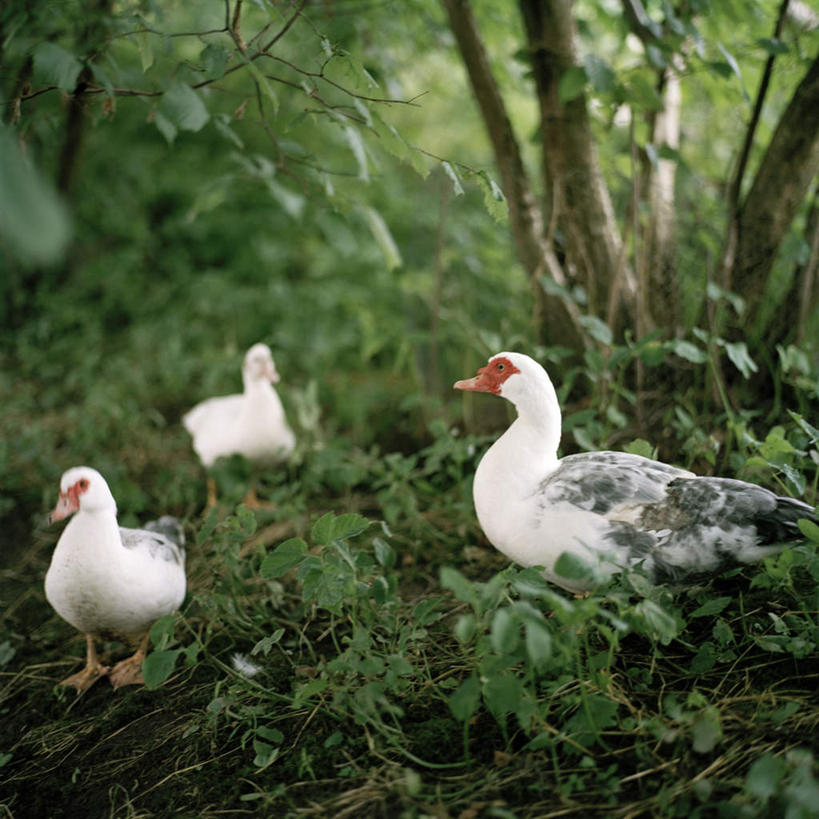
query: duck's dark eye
[
  {"left": 79, "top": 479, "right": 89, "bottom": 490},
  {"left": 497, "top": 363, "right": 505, "bottom": 371}
]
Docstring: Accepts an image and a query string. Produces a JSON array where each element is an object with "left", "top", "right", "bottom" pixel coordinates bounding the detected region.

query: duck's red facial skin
[
  {"left": 50, "top": 478, "right": 90, "bottom": 523},
  {"left": 454, "top": 356, "right": 520, "bottom": 395}
]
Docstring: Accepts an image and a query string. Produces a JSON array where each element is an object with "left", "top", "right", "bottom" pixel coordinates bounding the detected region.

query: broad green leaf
[
  {"left": 565, "top": 695, "right": 619, "bottom": 741},
  {"left": 441, "top": 161, "right": 464, "bottom": 196},
  {"left": 524, "top": 621, "right": 552, "bottom": 669},
  {"left": 756, "top": 37, "right": 789, "bottom": 56},
  {"left": 235, "top": 504, "right": 257, "bottom": 536},
  {"left": 745, "top": 753, "right": 785, "bottom": 800},
  {"left": 252, "top": 739, "right": 280, "bottom": 768},
  {"left": 292, "top": 677, "right": 329, "bottom": 708},
  {"left": 713, "top": 618, "right": 734, "bottom": 645},
  {"left": 311, "top": 512, "right": 335, "bottom": 545},
  {"left": 490, "top": 608, "right": 519, "bottom": 654},
  {"left": 149, "top": 613, "right": 177, "bottom": 650},
  {"left": 553, "top": 551, "right": 595, "bottom": 583},
  {"left": 252, "top": 629, "right": 285, "bottom": 655},
  {"left": 201, "top": 43, "right": 229, "bottom": 79},
  {"left": 781, "top": 464, "right": 806, "bottom": 496},
  {"left": 624, "top": 439, "right": 657, "bottom": 460},
  {"left": 454, "top": 613, "right": 476, "bottom": 643},
  {"left": 724, "top": 341, "right": 758, "bottom": 379},
  {"left": 690, "top": 596, "right": 732, "bottom": 618},
  {"left": 558, "top": 65, "right": 588, "bottom": 103},
  {"left": 475, "top": 170, "right": 507, "bottom": 222},
  {"left": 706, "top": 281, "right": 745, "bottom": 315},
  {"left": 798, "top": 518, "right": 819, "bottom": 543},
  {"left": 484, "top": 672, "right": 524, "bottom": 717},
  {"left": 260, "top": 537, "right": 308, "bottom": 577},
  {"left": 440, "top": 566, "right": 477, "bottom": 605},
  {"left": 579, "top": 315, "right": 613, "bottom": 346},
  {"left": 196, "top": 507, "right": 221, "bottom": 547},
  {"left": 329, "top": 513, "right": 370, "bottom": 541},
  {"left": 352, "top": 97, "right": 372, "bottom": 127},
  {"left": 671, "top": 339, "right": 708, "bottom": 364},
  {"left": 256, "top": 726, "right": 284, "bottom": 743},
  {"left": 153, "top": 110, "right": 177, "bottom": 143},
  {"left": 142, "top": 648, "right": 182, "bottom": 689},
  {"left": 449, "top": 674, "right": 481, "bottom": 721},
  {"left": 343, "top": 124, "right": 369, "bottom": 181},
  {"left": 372, "top": 113, "right": 428, "bottom": 178},
  {"left": 266, "top": 179, "right": 305, "bottom": 220},
  {"left": 690, "top": 642, "right": 716, "bottom": 674},
  {"left": 136, "top": 32, "right": 154, "bottom": 72},
  {"left": 584, "top": 55, "right": 615, "bottom": 93},
  {"left": 214, "top": 114, "right": 244, "bottom": 147},
  {"left": 373, "top": 536, "right": 395, "bottom": 567},
  {"left": 160, "top": 82, "right": 210, "bottom": 133},
  {"left": 691, "top": 708, "right": 722, "bottom": 753},
  {"left": 363, "top": 206, "right": 402, "bottom": 270},
  {"left": 717, "top": 42, "right": 750, "bottom": 101},
  {"left": 412, "top": 598, "right": 442, "bottom": 626},
  {"left": 625, "top": 74, "right": 664, "bottom": 111},
  {"left": 33, "top": 42, "right": 82, "bottom": 90},
  {"left": 633, "top": 600, "right": 678, "bottom": 644},
  {"left": 788, "top": 411, "right": 819, "bottom": 445},
  {"left": 0, "top": 127, "right": 70, "bottom": 265}
]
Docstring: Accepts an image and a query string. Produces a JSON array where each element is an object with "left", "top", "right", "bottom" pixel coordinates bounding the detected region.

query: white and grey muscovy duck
[
  {"left": 45, "top": 467, "right": 186, "bottom": 692},
  {"left": 183, "top": 343, "right": 295, "bottom": 506},
  {"left": 454, "top": 352, "right": 817, "bottom": 590}
]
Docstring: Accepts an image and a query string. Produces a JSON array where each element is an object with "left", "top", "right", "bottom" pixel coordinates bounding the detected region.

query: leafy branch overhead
[{"left": 5, "top": 1, "right": 515, "bottom": 271}]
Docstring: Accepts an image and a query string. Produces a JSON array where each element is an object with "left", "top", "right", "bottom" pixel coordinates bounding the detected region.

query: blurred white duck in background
[
  {"left": 45, "top": 467, "right": 186, "bottom": 692},
  {"left": 455, "top": 352, "right": 817, "bottom": 590},
  {"left": 183, "top": 343, "right": 295, "bottom": 507}
]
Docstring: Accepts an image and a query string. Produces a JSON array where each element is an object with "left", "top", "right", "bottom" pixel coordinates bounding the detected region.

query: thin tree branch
[
  {"left": 255, "top": 53, "right": 423, "bottom": 106},
  {"left": 230, "top": 0, "right": 247, "bottom": 54},
  {"left": 260, "top": 0, "right": 307, "bottom": 54},
  {"left": 728, "top": 0, "right": 790, "bottom": 214}
]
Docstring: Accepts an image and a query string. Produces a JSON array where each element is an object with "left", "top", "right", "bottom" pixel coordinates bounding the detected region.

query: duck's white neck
[
  {"left": 63, "top": 505, "right": 121, "bottom": 555},
  {"left": 502, "top": 368, "right": 562, "bottom": 458},
  {"left": 243, "top": 375, "right": 273, "bottom": 395},
  {"left": 474, "top": 373, "right": 561, "bottom": 525}
]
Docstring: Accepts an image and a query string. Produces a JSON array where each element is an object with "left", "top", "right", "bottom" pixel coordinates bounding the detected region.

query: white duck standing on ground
[
  {"left": 183, "top": 343, "right": 295, "bottom": 507},
  {"left": 454, "top": 352, "right": 817, "bottom": 590},
  {"left": 45, "top": 467, "right": 186, "bottom": 692}
]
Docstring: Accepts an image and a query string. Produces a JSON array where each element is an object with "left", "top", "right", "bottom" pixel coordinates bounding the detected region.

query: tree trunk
[
  {"left": 519, "top": 0, "right": 642, "bottom": 329},
  {"left": 56, "top": 0, "right": 114, "bottom": 194},
  {"left": 441, "top": 0, "right": 586, "bottom": 351},
  {"left": 645, "top": 59, "right": 682, "bottom": 332},
  {"left": 731, "top": 53, "right": 819, "bottom": 321}
]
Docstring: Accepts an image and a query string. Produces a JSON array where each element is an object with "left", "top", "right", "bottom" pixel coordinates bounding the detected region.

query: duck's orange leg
[
  {"left": 206, "top": 476, "right": 218, "bottom": 509},
  {"left": 60, "top": 634, "right": 109, "bottom": 692},
  {"left": 109, "top": 633, "right": 151, "bottom": 689}
]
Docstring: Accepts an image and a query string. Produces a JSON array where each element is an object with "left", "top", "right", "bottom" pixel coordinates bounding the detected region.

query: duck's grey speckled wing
[
  {"left": 539, "top": 452, "right": 816, "bottom": 583},
  {"left": 120, "top": 516, "right": 186, "bottom": 565},
  {"left": 537, "top": 451, "right": 693, "bottom": 514}
]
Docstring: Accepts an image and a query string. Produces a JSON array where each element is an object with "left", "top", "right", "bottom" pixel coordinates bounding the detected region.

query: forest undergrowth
[{"left": 2, "top": 333, "right": 819, "bottom": 819}]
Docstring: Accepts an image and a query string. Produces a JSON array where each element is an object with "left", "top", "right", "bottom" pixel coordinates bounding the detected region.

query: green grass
[{"left": 2, "top": 381, "right": 819, "bottom": 817}]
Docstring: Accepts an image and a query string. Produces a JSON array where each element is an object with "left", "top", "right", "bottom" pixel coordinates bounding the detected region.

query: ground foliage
[{"left": 2, "top": 1, "right": 819, "bottom": 817}]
